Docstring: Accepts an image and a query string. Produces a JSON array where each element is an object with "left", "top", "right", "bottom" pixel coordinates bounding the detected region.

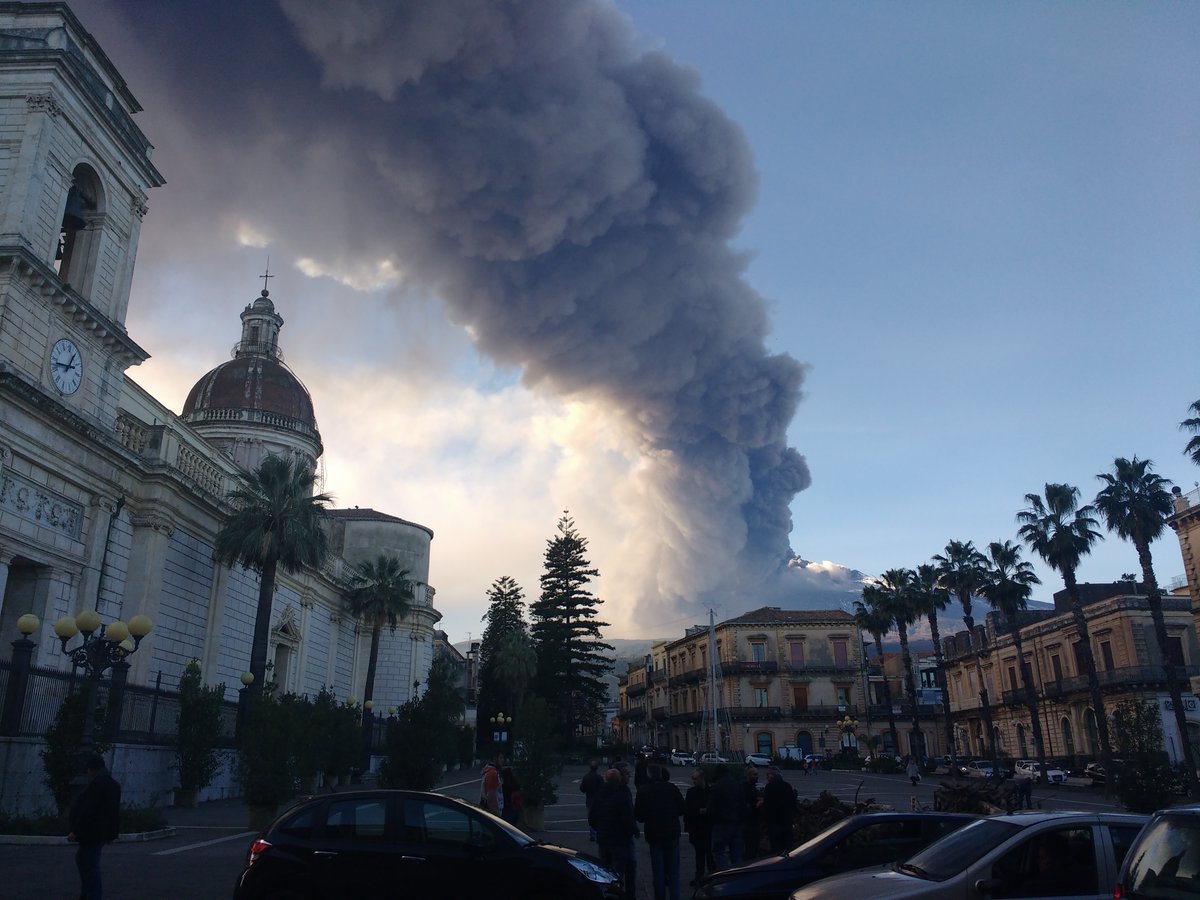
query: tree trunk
[
  {"left": 875, "top": 633, "right": 899, "bottom": 755},
  {"left": 961, "top": 593, "right": 999, "bottom": 774},
  {"left": 1011, "top": 626, "right": 1048, "bottom": 780},
  {"left": 364, "top": 621, "right": 382, "bottom": 705},
  {"left": 1137, "top": 541, "right": 1200, "bottom": 796},
  {"left": 248, "top": 560, "right": 278, "bottom": 695},
  {"left": 1063, "top": 567, "right": 1115, "bottom": 797},
  {"left": 897, "top": 625, "right": 923, "bottom": 757},
  {"left": 928, "top": 613, "right": 956, "bottom": 765}
]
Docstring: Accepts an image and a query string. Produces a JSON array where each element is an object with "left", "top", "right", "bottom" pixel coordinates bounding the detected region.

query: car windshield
[
  {"left": 473, "top": 804, "right": 536, "bottom": 846},
  {"left": 898, "top": 819, "right": 1023, "bottom": 881},
  {"left": 785, "top": 817, "right": 862, "bottom": 858},
  {"left": 1124, "top": 815, "right": 1200, "bottom": 899}
]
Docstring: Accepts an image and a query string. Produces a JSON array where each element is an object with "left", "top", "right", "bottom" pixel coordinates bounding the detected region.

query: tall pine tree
[
  {"left": 477, "top": 575, "right": 534, "bottom": 748},
  {"left": 531, "top": 513, "right": 612, "bottom": 742}
]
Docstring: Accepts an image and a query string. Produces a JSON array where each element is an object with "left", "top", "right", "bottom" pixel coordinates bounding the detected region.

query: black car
[
  {"left": 693, "top": 812, "right": 978, "bottom": 900},
  {"left": 233, "top": 789, "right": 622, "bottom": 900}
]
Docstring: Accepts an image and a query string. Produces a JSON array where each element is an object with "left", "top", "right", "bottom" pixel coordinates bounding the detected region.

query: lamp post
[
  {"left": 237, "top": 672, "right": 255, "bottom": 738},
  {"left": 52, "top": 609, "right": 152, "bottom": 749},
  {"left": 0, "top": 614, "right": 41, "bottom": 736},
  {"left": 490, "top": 712, "right": 512, "bottom": 747},
  {"left": 838, "top": 714, "right": 859, "bottom": 754}
]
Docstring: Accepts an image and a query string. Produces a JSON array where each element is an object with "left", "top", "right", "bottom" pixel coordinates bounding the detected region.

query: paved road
[{"left": 0, "top": 764, "right": 1121, "bottom": 899}]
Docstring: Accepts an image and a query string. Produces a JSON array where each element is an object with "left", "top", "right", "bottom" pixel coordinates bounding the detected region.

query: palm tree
[
  {"left": 933, "top": 540, "right": 998, "bottom": 769},
  {"left": 1016, "top": 483, "right": 1114, "bottom": 788},
  {"left": 911, "top": 563, "right": 956, "bottom": 766},
  {"left": 874, "top": 568, "right": 924, "bottom": 758},
  {"left": 977, "top": 540, "right": 1048, "bottom": 781},
  {"left": 344, "top": 553, "right": 414, "bottom": 708},
  {"left": 491, "top": 629, "right": 538, "bottom": 716},
  {"left": 214, "top": 455, "right": 331, "bottom": 694},
  {"left": 1095, "top": 457, "right": 1200, "bottom": 795},
  {"left": 855, "top": 589, "right": 899, "bottom": 756},
  {"left": 1182, "top": 400, "right": 1200, "bottom": 466}
]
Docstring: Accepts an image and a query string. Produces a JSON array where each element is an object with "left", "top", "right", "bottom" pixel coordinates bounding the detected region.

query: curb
[{"left": 0, "top": 826, "right": 177, "bottom": 845}]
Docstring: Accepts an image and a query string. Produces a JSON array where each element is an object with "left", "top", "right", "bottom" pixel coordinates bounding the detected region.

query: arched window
[
  {"left": 1084, "top": 709, "right": 1099, "bottom": 756},
  {"left": 55, "top": 163, "right": 105, "bottom": 298},
  {"left": 993, "top": 725, "right": 1003, "bottom": 752},
  {"left": 1062, "top": 717, "right": 1075, "bottom": 757},
  {"left": 796, "top": 730, "right": 813, "bottom": 754},
  {"left": 756, "top": 731, "right": 773, "bottom": 756}
]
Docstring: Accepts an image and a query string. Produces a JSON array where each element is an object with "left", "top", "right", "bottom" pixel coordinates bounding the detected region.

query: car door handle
[
  {"left": 313, "top": 851, "right": 338, "bottom": 858},
  {"left": 401, "top": 856, "right": 426, "bottom": 863}
]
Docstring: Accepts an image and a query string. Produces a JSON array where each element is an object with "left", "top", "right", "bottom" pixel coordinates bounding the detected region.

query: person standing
[
  {"left": 707, "top": 764, "right": 744, "bottom": 870},
  {"left": 635, "top": 765, "right": 686, "bottom": 900},
  {"left": 1014, "top": 771, "right": 1034, "bottom": 809},
  {"left": 684, "top": 768, "right": 713, "bottom": 886},
  {"left": 906, "top": 756, "right": 921, "bottom": 788},
  {"left": 480, "top": 751, "right": 504, "bottom": 815},
  {"left": 590, "top": 768, "right": 639, "bottom": 899},
  {"left": 634, "top": 754, "right": 650, "bottom": 788},
  {"left": 580, "top": 759, "right": 604, "bottom": 841},
  {"left": 500, "top": 766, "right": 523, "bottom": 825},
  {"left": 762, "top": 765, "right": 797, "bottom": 855},
  {"left": 740, "top": 765, "right": 763, "bottom": 861},
  {"left": 68, "top": 751, "right": 121, "bottom": 900}
]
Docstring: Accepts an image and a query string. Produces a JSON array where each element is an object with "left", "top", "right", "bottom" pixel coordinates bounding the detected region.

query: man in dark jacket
[
  {"left": 762, "top": 765, "right": 798, "bottom": 854},
  {"left": 635, "top": 765, "right": 686, "bottom": 900},
  {"left": 580, "top": 759, "right": 604, "bottom": 840},
  {"left": 684, "top": 768, "right": 713, "bottom": 886},
  {"left": 707, "top": 764, "right": 744, "bottom": 870},
  {"left": 589, "top": 768, "right": 638, "bottom": 899},
  {"left": 741, "top": 765, "right": 763, "bottom": 861},
  {"left": 68, "top": 751, "right": 121, "bottom": 900}
]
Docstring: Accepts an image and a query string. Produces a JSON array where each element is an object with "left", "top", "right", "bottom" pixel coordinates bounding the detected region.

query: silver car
[{"left": 788, "top": 811, "right": 1148, "bottom": 900}]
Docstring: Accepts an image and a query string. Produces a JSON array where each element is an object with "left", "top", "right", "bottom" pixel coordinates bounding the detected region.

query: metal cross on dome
[{"left": 260, "top": 259, "right": 274, "bottom": 294}]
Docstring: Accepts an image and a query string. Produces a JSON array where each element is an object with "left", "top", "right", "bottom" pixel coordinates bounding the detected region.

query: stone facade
[
  {"left": 941, "top": 584, "right": 1200, "bottom": 764},
  {"left": 0, "top": 3, "right": 440, "bottom": 741},
  {"left": 614, "top": 607, "right": 950, "bottom": 759}
]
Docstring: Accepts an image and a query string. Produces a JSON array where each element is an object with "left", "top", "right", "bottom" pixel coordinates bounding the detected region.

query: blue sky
[{"left": 72, "top": 1, "right": 1198, "bottom": 640}]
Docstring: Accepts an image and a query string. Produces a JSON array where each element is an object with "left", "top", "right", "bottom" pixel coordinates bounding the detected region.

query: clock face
[{"left": 49, "top": 338, "right": 83, "bottom": 395}]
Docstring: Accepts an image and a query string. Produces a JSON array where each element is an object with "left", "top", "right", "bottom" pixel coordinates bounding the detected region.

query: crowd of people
[{"left": 578, "top": 755, "right": 800, "bottom": 900}]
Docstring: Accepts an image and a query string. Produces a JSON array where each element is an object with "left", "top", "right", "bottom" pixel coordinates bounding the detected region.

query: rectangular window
[
  {"left": 1051, "top": 654, "right": 1063, "bottom": 683},
  {"left": 790, "top": 642, "right": 805, "bottom": 667},
  {"left": 751, "top": 642, "right": 766, "bottom": 662},
  {"left": 835, "top": 685, "right": 851, "bottom": 708},
  {"left": 1100, "top": 641, "right": 1115, "bottom": 671},
  {"left": 792, "top": 685, "right": 808, "bottom": 711},
  {"left": 1072, "top": 641, "right": 1087, "bottom": 676},
  {"left": 754, "top": 687, "right": 768, "bottom": 708},
  {"left": 1167, "top": 636, "right": 1185, "bottom": 667},
  {"left": 1007, "top": 666, "right": 1019, "bottom": 692},
  {"left": 833, "top": 641, "right": 848, "bottom": 667}
]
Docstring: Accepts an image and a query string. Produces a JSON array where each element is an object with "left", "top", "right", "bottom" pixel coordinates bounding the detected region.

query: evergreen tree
[
  {"left": 530, "top": 513, "right": 613, "bottom": 741},
  {"left": 477, "top": 575, "right": 533, "bottom": 747}
]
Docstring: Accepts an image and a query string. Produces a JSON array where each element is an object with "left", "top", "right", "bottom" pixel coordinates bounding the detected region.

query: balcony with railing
[
  {"left": 781, "top": 661, "right": 860, "bottom": 677},
  {"left": 648, "top": 668, "right": 667, "bottom": 685},
  {"left": 619, "top": 706, "right": 646, "bottom": 720},
  {"left": 721, "top": 660, "right": 779, "bottom": 677},
  {"left": 1041, "top": 664, "right": 1200, "bottom": 698},
  {"left": 626, "top": 679, "right": 647, "bottom": 697},
  {"left": 669, "top": 667, "right": 706, "bottom": 687},
  {"left": 651, "top": 705, "right": 669, "bottom": 720},
  {"left": 792, "top": 704, "right": 856, "bottom": 719},
  {"left": 669, "top": 710, "right": 704, "bottom": 724},
  {"left": 726, "top": 705, "right": 783, "bottom": 720}
]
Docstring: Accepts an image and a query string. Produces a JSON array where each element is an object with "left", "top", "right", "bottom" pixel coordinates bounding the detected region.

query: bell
[{"left": 60, "top": 185, "right": 92, "bottom": 233}]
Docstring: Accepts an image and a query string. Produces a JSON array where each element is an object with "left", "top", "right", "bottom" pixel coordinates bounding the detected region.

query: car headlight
[{"left": 569, "top": 858, "right": 619, "bottom": 884}]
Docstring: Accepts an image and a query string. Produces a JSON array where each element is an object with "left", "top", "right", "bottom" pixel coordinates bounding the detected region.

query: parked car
[
  {"left": 698, "top": 752, "right": 730, "bottom": 764},
  {"left": 1014, "top": 760, "right": 1068, "bottom": 784},
  {"left": 232, "top": 789, "right": 623, "bottom": 900},
  {"left": 669, "top": 749, "right": 694, "bottom": 766},
  {"left": 745, "top": 752, "right": 773, "bottom": 767},
  {"left": 1114, "top": 804, "right": 1200, "bottom": 899},
  {"left": 787, "top": 810, "right": 1148, "bottom": 900},
  {"left": 693, "top": 812, "right": 977, "bottom": 900},
  {"left": 960, "top": 760, "right": 994, "bottom": 779}
]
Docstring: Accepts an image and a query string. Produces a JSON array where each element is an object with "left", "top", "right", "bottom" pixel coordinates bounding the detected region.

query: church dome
[{"left": 181, "top": 289, "right": 323, "bottom": 462}]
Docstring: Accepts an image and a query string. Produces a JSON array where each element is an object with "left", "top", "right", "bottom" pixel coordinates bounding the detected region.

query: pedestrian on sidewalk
[
  {"left": 480, "top": 751, "right": 504, "bottom": 816},
  {"left": 684, "top": 768, "right": 713, "bottom": 886},
  {"left": 741, "top": 765, "right": 763, "bottom": 861},
  {"left": 590, "top": 767, "right": 638, "bottom": 900},
  {"left": 635, "top": 765, "right": 686, "bottom": 900},
  {"left": 906, "top": 756, "right": 921, "bottom": 787},
  {"left": 580, "top": 759, "right": 604, "bottom": 841},
  {"left": 707, "top": 764, "right": 744, "bottom": 870},
  {"left": 68, "top": 751, "right": 121, "bottom": 900},
  {"left": 763, "top": 765, "right": 798, "bottom": 855}
]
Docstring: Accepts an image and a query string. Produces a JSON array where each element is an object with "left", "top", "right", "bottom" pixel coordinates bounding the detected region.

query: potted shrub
[
  {"left": 174, "top": 660, "right": 226, "bottom": 807},
  {"left": 510, "top": 697, "right": 560, "bottom": 832},
  {"left": 236, "top": 684, "right": 297, "bottom": 829}
]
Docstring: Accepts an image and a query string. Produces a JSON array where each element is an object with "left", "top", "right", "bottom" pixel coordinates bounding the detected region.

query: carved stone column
[{"left": 124, "top": 511, "right": 175, "bottom": 684}]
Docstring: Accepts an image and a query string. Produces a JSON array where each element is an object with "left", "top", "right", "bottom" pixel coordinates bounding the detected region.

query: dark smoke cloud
[{"left": 82, "top": 0, "right": 812, "bottom": 609}]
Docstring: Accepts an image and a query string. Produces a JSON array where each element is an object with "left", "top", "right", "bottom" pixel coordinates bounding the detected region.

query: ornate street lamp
[
  {"left": 490, "top": 712, "right": 512, "bottom": 745},
  {"left": 838, "top": 714, "right": 859, "bottom": 751},
  {"left": 52, "top": 609, "right": 152, "bottom": 748}
]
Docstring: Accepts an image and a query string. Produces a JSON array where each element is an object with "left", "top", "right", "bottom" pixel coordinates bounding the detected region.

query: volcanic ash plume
[{"left": 270, "top": 0, "right": 812, "bottom": 606}]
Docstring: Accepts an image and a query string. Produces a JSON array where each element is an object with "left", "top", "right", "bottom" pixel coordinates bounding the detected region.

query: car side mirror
[{"left": 975, "top": 878, "right": 1003, "bottom": 895}]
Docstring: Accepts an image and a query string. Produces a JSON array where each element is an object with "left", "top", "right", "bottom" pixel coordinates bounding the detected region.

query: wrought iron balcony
[
  {"left": 721, "top": 660, "right": 780, "bottom": 676},
  {"left": 626, "top": 680, "right": 647, "bottom": 697},
  {"left": 651, "top": 705, "right": 669, "bottom": 720}
]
